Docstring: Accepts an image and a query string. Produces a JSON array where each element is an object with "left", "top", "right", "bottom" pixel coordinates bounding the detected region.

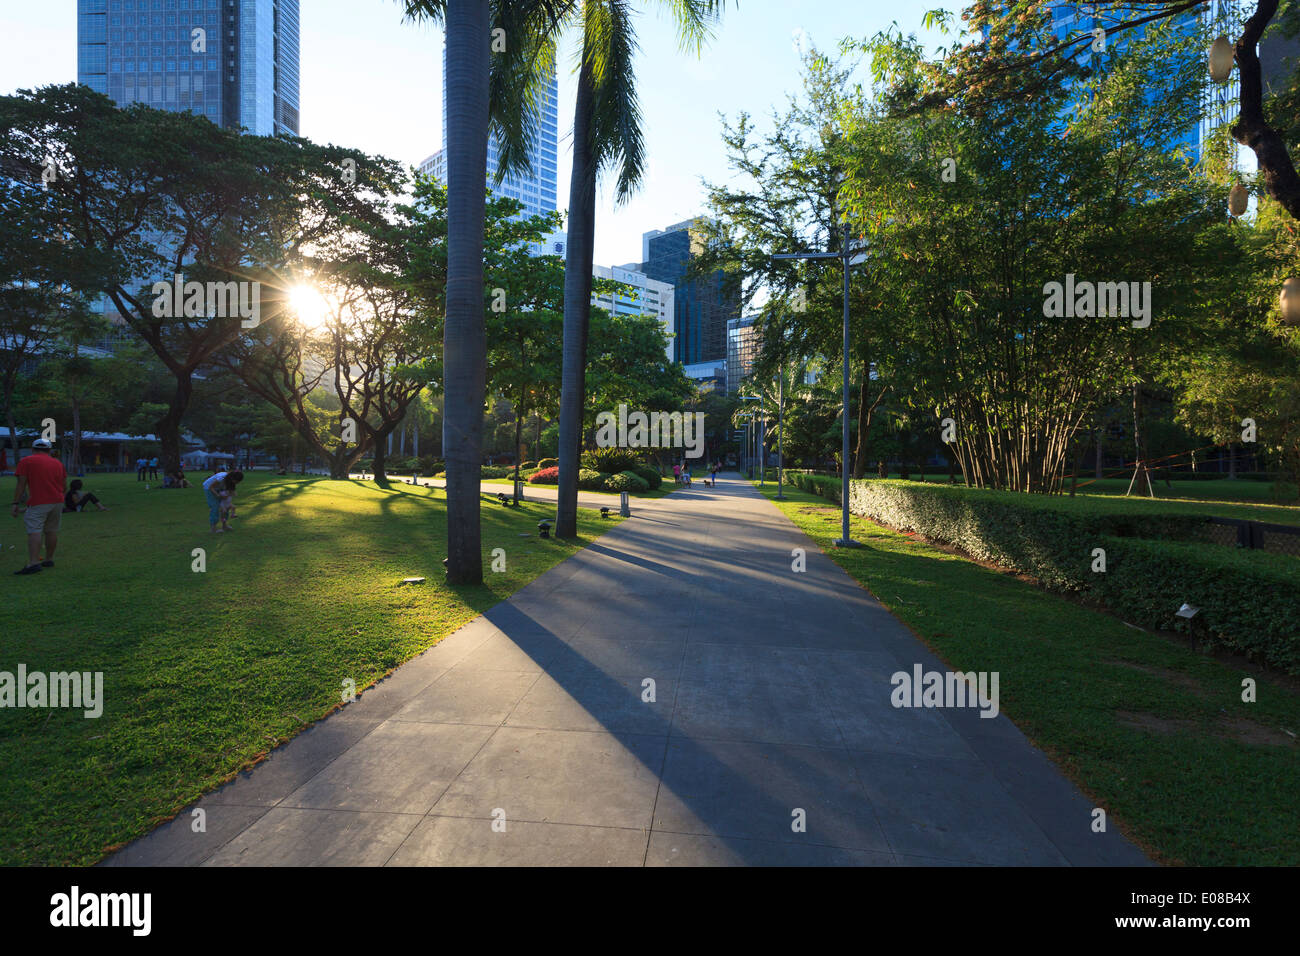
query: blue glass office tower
[
  {"left": 1039, "top": 2, "right": 1242, "bottom": 165},
  {"left": 418, "top": 46, "right": 559, "bottom": 221},
  {"left": 77, "top": 0, "right": 299, "bottom": 137},
  {"left": 641, "top": 219, "right": 740, "bottom": 366}
]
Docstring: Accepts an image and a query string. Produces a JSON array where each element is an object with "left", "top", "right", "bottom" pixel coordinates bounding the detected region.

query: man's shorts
[{"left": 23, "top": 503, "right": 62, "bottom": 535}]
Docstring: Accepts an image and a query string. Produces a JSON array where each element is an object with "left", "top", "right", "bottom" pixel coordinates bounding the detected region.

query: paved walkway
[{"left": 105, "top": 474, "right": 1148, "bottom": 866}]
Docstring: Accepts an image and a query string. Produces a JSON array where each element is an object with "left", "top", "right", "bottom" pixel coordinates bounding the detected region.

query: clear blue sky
[{"left": 1, "top": 0, "right": 952, "bottom": 267}]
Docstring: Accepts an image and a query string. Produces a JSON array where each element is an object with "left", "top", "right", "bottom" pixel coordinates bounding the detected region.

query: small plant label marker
[
  {"left": 491, "top": 808, "right": 507, "bottom": 833},
  {"left": 791, "top": 808, "right": 806, "bottom": 833},
  {"left": 191, "top": 808, "right": 206, "bottom": 833},
  {"left": 1091, "top": 808, "right": 1107, "bottom": 833},
  {"left": 341, "top": 678, "right": 357, "bottom": 703},
  {"left": 641, "top": 678, "right": 656, "bottom": 703},
  {"left": 399, "top": 577, "right": 426, "bottom": 586},
  {"left": 791, "top": 547, "right": 806, "bottom": 572}
]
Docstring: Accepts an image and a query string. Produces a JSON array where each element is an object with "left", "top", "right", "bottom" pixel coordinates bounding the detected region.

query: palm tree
[
  {"left": 400, "top": 0, "right": 571, "bottom": 583},
  {"left": 555, "top": 0, "right": 727, "bottom": 538}
]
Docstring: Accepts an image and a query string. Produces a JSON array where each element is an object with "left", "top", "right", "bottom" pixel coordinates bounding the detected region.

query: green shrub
[
  {"left": 605, "top": 470, "right": 650, "bottom": 493},
  {"left": 520, "top": 460, "right": 536, "bottom": 470},
  {"left": 528, "top": 466, "right": 559, "bottom": 484},
  {"left": 785, "top": 472, "right": 843, "bottom": 502},
  {"left": 418, "top": 455, "right": 441, "bottom": 475},
  {"left": 1093, "top": 537, "right": 1300, "bottom": 672},
  {"left": 537, "top": 458, "right": 558, "bottom": 470},
  {"left": 480, "top": 465, "right": 512, "bottom": 479},
  {"left": 631, "top": 465, "right": 662, "bottom": 490},
  {"left": 578, "top": 469, "right": 607, "bottom": 491},
  {"left": 843, "top": 480, "right": 1299, "bottom": 672},
  {"left": 582, "top": 448, "right": 642, "bottom": 473}
]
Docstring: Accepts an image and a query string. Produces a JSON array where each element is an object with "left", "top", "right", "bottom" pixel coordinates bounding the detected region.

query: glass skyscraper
[
  {"left": 641, "top": 219, "right": 740, "bottom": 366},
  {"left": 76, "top": 0, "right": 300, "bottom": 137},
  {"left": 417, "top": 46, "right": 559, "bottom": 221}
]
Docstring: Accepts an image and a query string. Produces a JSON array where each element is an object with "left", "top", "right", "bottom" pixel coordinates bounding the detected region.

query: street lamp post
[
  {"left": 776, "top": 367, "right": 785, "bottom": 500},
  {"left": 738, "top": 395, "right": 762, "bottom": 482},
  {"left": 773, "top": 222, "right": 863, "bottom": 548}
]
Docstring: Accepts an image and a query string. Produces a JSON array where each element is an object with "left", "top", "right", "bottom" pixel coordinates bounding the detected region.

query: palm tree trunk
[
  {"left": 443, "top": 0, "right": 490, "bottom": 583},
  {"left": 556, "top": 50, "right": 597, "bottom": 539}
]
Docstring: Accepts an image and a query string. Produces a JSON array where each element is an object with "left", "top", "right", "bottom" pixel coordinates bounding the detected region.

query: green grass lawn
[
  {"left": 0, "top": 472, "right": 622, "bottom": 866},
  {"left": 757, "top": 482, "right": 1300, "bottom": 866}
]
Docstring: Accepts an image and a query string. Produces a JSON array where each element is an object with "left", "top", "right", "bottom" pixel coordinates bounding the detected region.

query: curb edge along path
[{"left": 104, "top": 474, "right": 1149, "bottom": 867}]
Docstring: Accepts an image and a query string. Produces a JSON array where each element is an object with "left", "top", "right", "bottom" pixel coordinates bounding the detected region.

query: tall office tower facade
[
  {"left": 592, "top": 264, "right": 676, "bottom": 361},
  {"left": 417, "top": 46, "right": 559, "bottom": 221},
  {"left": 640, "top": 219, "right": 740, "bottom": 367},
  {"left": 1039, "top": 2, "right": 1256, "bottom": 167},
  {"left": 77, "top": 0, "right": 300, "bottom": 137}
]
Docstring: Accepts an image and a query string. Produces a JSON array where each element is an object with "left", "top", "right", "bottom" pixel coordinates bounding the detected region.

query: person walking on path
[
  {"left": 203, "top": 470, "right": 243, "bottom": 533},
  {"left": 672, "top": 463, "right": 681, "bottom": 485},
  {"left": 11, "top": 438, "right": 67, "bottom": 575},
  {"left": 64, "top": 479, "right": 108, "bottom": 512}
]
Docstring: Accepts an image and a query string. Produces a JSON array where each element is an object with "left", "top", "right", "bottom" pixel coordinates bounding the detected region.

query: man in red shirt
[{"left": 12, "top": 438, "right": 67, "bottom": 575}]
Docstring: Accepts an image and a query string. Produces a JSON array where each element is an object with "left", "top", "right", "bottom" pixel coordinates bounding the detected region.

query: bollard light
[
  {"left": 1176, "top": 603, "right": 1200, "bottom": 619},
  {"left": 600, "top": 506, "right": 610, "bottom": 519},
  {"left": 538, "top": 520, "right": 551, "bottom": 539},
  {"left": 1208, "top": 36, "right": 1234, "bottom": 83},
  {"left": 498, "top": 493, "right": 510, "bottom": 506}
]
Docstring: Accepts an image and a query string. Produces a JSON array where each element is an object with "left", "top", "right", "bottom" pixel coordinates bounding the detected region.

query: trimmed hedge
[
  {"left": 537, "top": 458, "right": 558, "bottom": 470},
  {"left": 578, "top": 468, "right": 606, "bottom": 491},
  {"left": 840, "top": 480, "right": 1300, "bottom": 673},
  {"left": 480, "top": 466, "right": 512, "bottom": 479},
  {"left": 1095, "top": 537, "right": 1300, "bottom": 672},
  {"left": 528, "top": 466, "right": 559, "bottom": 484},
  {"left": 631, "top": 465, "right": 662, "bottom": 490},
  {"left": 605, "top": 470, "right": 650, "bottom": 493},
  {"left": 784, "top": 472, "right": 843, "bottom": 502}
]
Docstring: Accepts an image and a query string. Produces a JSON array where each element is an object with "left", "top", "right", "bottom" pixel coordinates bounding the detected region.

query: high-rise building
[
  {"left": 592, "top": 264, "right": 676, "bottom": 361},
  {"left": 417, "top": 46, "right": 559, "bottom": 222},
  {"left": 726, "top": 315, "right": 760, "bottom": 395},
  {"left": 1038, "top": 2, "right": 1247, "bottom": 168},
  {"left": 77, "top": 0, "right": 300, "bottom": 137},
  {"left": 640, "top": 219, "right": 740, "bottom": 366}
]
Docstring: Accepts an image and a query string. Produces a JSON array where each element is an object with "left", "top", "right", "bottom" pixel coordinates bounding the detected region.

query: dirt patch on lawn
[
  {"left": 1117, "top": 710, "right": 1297, "bottom": 747},
  {"left": 1107, "top": 661, "right": 1210, "bottom": 698}
]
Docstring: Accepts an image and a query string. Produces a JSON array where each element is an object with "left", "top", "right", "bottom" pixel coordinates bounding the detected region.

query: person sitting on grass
[
  {"left": 202, "top": 470, "right": 243, "bottom": 533},
  {"left": 63, "top": 479, "right": 108, "bottom": 512}
]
